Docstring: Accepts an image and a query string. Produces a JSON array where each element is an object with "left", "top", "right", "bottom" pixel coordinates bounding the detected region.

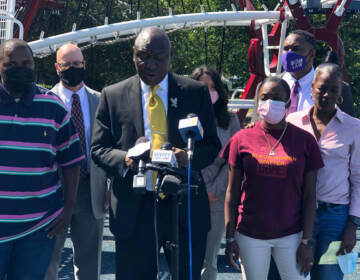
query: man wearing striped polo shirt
[{"left": 0, "top": 39, "right": 84, "bottom": 279}]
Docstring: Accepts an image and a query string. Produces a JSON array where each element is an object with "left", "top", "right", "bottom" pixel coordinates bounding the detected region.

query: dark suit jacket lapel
[
  {"left": 128, "top": 75, "right": 145, "bottom": 138},
  {"left": 167, "top": 73, "right": 182, "bottom": 144}
]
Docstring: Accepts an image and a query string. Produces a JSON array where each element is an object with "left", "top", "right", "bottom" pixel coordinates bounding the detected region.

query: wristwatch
[
  {"left": 349, "top": 215, "right": 360, "bottom": 227},
  {"left": 226, "top": 237, "right": 235, "bottom": 243},
  {"left": 301, "top": 239, "right": 315, "bottom": 248}
]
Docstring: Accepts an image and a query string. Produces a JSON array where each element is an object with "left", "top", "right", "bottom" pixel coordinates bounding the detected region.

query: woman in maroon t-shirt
[{"left": 222, "top": 77, "right": 324, "bottom": 280}]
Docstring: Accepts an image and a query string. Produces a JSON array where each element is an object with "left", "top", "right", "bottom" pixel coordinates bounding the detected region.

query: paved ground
[{"left": 58, "top": 216, "right": 360, "bottom": 280}]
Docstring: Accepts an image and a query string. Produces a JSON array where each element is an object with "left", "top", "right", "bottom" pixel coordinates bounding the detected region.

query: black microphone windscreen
[
  {"left": 161, "top": 175, "right": 182, "bottom": 196},
  {"left": 161, "top": 142, "right": 172, "bottom": 150}
]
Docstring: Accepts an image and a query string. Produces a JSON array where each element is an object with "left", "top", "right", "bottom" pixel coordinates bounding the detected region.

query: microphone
[
  {"left": 161, "top": 142, "right": 173, "bottom": 151},
  {"left": 160, "top": 175, "right": 182, "bottom": 196},
  {"left": 127, "top": 137, "right": 151, "bottom": 161},
  {"left": 129, "top": 137, "right": 151, "bottom": 194},
  {"left": 151, "top": 142, "right": 178, "bottom": 168},
  {"left": 145, "top": 163, "right": 202, "bottom": 186},
  {"left": 178, "top": 113, "right": 204, "bottom": 161}
]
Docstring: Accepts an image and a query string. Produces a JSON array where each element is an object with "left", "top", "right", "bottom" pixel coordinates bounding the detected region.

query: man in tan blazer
[{"left": 45, "top": 43, "right": 107, "bottom": 280}]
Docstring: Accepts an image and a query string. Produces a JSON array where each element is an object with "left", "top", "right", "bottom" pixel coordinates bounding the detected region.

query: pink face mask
[
  {"left": 209, "top": 89, "right": 219, "bottom": 104},
  {"left": 257, "top": 99, "right": 287, "bottom": 124}
]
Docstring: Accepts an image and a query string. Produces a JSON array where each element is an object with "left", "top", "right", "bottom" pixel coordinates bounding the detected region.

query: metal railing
[
  {"left": 0, "top": 0, "right": 22, "bottom": 41},
  {"left": 228, "top": 99, "right": 255, "bottom": 112},
  {"left": 28, "top": 9, "right": 291, "bottom": 56}
]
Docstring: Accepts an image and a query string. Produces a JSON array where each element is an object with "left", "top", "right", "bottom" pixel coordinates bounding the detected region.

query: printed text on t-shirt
[{"left": 252, "top": 153, "right": 297, "bottom": 178}]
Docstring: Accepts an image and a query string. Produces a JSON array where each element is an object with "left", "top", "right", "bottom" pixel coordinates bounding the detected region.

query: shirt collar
[
  {"left": 302, "top": 105, "right": 344, "bottom": 123},
  {"left": 140, "top": 74, "right": 168, "bottom": 93},
  {"left": 334, "top": 105, "right": 344, "bottom": 123},
  {"left": 0, "top": 83, "right": 36, "bottom": 106},
  {"left": 58, "top": 82, "right": 86, "bottom": 102},
  {"left": 284, "top": 67, "right": 314, "bottom": 89}
]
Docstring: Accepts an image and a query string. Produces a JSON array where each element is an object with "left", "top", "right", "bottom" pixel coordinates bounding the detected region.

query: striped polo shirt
[{"left": 0, "top": 83, "right": 85, "bottom": 243}]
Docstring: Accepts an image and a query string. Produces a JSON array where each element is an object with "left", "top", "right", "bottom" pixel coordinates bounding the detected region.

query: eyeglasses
[{"left": 56, "top": 60, "right": 84, "bottom": 69}]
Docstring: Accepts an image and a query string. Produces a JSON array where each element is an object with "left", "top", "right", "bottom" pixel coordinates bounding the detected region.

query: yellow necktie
[{"left": 149, "top": 85, "right": 167, "bottom": 190}]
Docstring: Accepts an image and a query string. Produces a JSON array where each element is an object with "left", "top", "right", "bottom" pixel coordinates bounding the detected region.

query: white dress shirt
[
  {"left": 56, "top": 83, "right": 91, "bottom": 168},
  {"left": 282, "top": 67, "right": 314, "bottom": 112},
  {"left": 140, "top": 75, "right": 169, "bottom": 191}
]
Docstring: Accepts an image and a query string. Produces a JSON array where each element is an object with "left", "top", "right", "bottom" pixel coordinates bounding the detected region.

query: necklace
[{"left": 262, "top": 122, "right": 288, "bottom": 156}]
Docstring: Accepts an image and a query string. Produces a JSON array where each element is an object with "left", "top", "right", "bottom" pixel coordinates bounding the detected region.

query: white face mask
[
  {"left": 257, "top": 99, "right": 287, "bottom": 124},
  {"left": 209, "top": 89, "right": 219, "bottom": 104}
]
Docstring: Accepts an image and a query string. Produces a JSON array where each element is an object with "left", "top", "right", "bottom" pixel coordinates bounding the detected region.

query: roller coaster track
[{"left": 28, "top": 8, "right": 291, "bottom": 56}]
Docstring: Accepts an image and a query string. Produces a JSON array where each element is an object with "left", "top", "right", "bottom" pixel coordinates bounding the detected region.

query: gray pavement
[{"left": 58, "top": 216, "right": 360, "bottom": 280}]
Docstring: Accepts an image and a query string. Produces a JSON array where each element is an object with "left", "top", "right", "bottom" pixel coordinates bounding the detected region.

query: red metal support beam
[
  {"left": 21, "top": 0, "right": 42, "bottom": 38},
  {"left": 236, "top": 0, "right": 352, "bottom": 124},
  {"left": 236, "top": 0, "right": 285, "bottom": 124},
  {"left": 285, "top": 0, "right": 352, "bottom": 81},
  {"left": 16, "top": 0, "right": 65, "bottom": 39}
]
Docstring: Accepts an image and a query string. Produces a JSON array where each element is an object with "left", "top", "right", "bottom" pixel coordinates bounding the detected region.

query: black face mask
[
  {"left": 60, "top": 67, "right": 85, "bottom": 87},
  {"left": 2, "top": 66, "right": 35, "bottom": 95}
]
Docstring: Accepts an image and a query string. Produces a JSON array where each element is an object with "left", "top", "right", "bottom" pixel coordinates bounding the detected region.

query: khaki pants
[
  {"left": 44, "top": 179, "right": 104, "bottom": 280},
  {"left": 201, "top": 208, "right": 225, "bottom": 280},
  {"left": 235, "top": 232, "right": 310, "bottom": 280}
]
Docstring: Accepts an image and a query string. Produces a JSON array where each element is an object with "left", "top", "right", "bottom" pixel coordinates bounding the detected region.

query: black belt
[
  {"left": 317, "top": 201, "right": 343, "bottom": 210},
  {"left": 146, "top": 190, "right": 154, "bottom": 196}
]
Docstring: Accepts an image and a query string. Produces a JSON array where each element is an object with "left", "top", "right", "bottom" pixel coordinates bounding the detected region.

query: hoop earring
[{"left": 337, "top": 95, "right": 344, "bottom": 105}]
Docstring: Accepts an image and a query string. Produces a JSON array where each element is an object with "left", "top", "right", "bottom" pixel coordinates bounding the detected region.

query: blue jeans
[
  {"left": 311, "top": 204, "right": 349, "bottom": 280},
  {"left": 0, "top": 228, "right": 55, "bottom": 280}
]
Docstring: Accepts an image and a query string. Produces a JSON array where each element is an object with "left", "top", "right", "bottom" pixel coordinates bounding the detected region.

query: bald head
[
  {"left": 134, "top": 27, "right": 171, "bottom": 51},
  {"left": 133, "top": 27, "right": 173, "bottom": 86},
  {"left": 56, "top": 43, "right": 84, "bottom": 64}
]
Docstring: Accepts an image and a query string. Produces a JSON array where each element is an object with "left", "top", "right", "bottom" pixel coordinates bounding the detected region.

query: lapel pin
[{"left": 170, "top": 97, "right": 178, "bottom": 108}]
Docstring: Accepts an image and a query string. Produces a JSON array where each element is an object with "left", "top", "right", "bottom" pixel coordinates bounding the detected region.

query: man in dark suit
[
  {"left": 91, "top": 27, "right": 221, "bottom": 280},
  {"left": 45, "top": 43, "right": 107, "bottom": 280}
]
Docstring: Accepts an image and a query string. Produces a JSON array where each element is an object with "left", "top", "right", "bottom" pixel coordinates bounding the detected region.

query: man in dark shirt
[{"left": 0, "top": 39, "right": 83, "bottom": 279}]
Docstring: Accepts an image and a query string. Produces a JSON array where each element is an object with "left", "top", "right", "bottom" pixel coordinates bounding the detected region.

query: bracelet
[
  {"left": 349, "top": 215, "right": 360, "bottom": 226},
  {"left": 226, "top": 237, "right": 235, "bottom": 243},
  {"left": 301, "top": 238, "right": 315, "bottom": 248},
  {"left": 301, "top": 238, "right": 309, "bottom": 244}
]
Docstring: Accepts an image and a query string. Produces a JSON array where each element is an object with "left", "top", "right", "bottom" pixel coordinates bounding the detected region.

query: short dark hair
[
  {"left": 190, "top": 65, "right": 231, "bottom": 129},
  {"left": 256, "top": 76, "right": 291, "bottom": 101},
  {"left": 288, "top": 30, "right": 316, "bottom": 49},
  {"left": 324, "top": 50, "right": 339, "bottom": 65},
  {"left": 314, "top": 62, "right": 343, "bottom": 82},
  {"left": 0, "top": 39, "right": 33, "bottom": 61}
]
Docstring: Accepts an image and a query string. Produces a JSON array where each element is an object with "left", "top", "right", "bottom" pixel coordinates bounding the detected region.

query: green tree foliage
[{"left": 25, "top": 0, "right": 359, "bottom": 115}]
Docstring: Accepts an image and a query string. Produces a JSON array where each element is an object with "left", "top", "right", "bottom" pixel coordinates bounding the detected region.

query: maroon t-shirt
[{"left": 221, "top": 121, "right": 324, "bottom": 239}]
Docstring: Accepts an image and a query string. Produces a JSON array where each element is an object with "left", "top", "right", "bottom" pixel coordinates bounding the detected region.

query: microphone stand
[
  {"left": 153, "top": 173, "right": 162, "bottom": 280},
  {"left": 147, "top": 163, "right": 199, "bottom": 280},
  {"left": 169, "top": 192, "right": 180, "bottom": 280},
  {"left": 153, "top": 169, "right": 181, "bottom": 280},
  {"left": 168, "top": 184, "right": 198, "bottom": 280}
]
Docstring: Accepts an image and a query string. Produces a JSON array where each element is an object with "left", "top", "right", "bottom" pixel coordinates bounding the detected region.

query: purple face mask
[{"left": 281, "top": 51, "right": 306, "bottom": 73}]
